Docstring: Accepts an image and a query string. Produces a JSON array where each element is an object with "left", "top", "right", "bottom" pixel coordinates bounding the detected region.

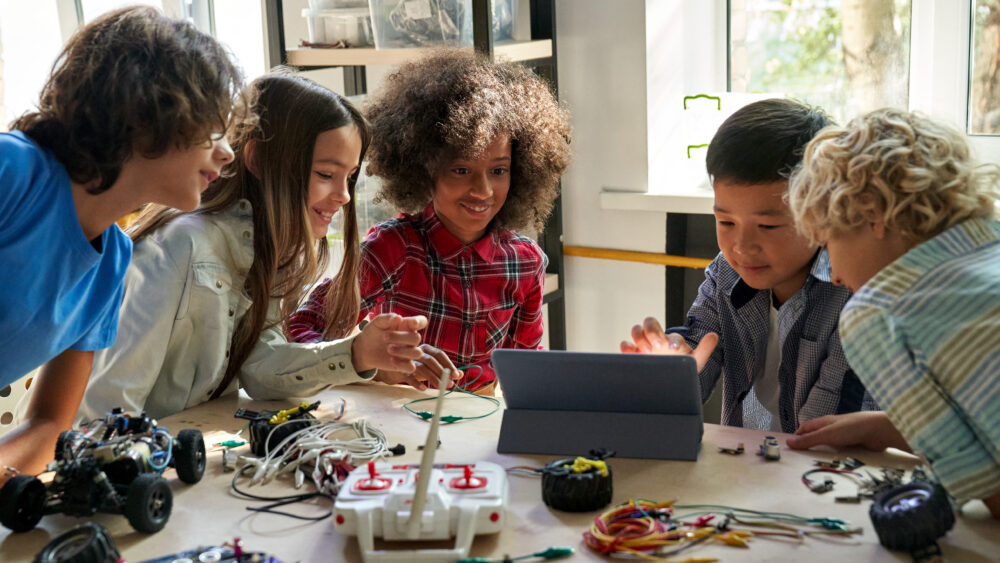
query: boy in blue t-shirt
[
  {"left": 622, "top": 99, "right": 877, "bottom": 433},
  {"left": 0, "top": 6, "right": 243, "bottom": 477}
]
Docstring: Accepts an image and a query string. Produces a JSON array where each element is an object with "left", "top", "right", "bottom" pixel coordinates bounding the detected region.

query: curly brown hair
[
  {"left": 12, "top": 6, "right": 244, "bottom": 195},
  {"left": 364, "top": 49, "right": 571, "bottom": 232}
]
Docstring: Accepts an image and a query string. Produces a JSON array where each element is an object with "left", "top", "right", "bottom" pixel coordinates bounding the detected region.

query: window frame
[{"left": 620, "top": 0, "right": 999, "bottom": 214}]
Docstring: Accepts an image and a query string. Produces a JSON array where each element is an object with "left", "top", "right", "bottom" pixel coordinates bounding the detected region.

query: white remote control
[
  {"left": 333, "top": 370, "right": 509, "bottom": 562},
  {"left": 334, "top": 461, "right": 508, "bottom": 562}
]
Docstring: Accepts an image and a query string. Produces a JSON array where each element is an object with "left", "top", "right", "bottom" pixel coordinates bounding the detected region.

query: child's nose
[
  {"left": 470, "top": 172, "right": 493, "bottom": 196},
  {"left": 733, "top": 229, "right": 759, "bottom": 255},
  {"left": 215, "top": 136, "right": 235, "bottom": 164},
  {"left": 329, "top": 179, "right": 351, "bottom": 206}
]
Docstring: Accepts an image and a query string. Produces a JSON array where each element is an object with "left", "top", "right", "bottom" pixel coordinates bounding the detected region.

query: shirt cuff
[{"left": 928, "top": 441, "right": 1000, "bottom": 504}]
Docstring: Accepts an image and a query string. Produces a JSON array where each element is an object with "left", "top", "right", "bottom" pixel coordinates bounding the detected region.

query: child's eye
[
  {"left": 758, "top": 224, "right": 781, "bottom": 230},
  {"left": 492, "top": 167, "right": 509, "bottom": 175},
  {"left": 315, "top": 171, "right": 334, "bottom": 180},
  {"left": 452, "top": 167, "right": 470, "bottom": 175},
  {"left": 717, "top": 220, "right": 734, "bottom": 227}
]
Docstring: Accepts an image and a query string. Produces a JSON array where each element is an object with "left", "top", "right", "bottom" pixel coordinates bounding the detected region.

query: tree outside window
[
  {"left": 971, "top": 0, "right": 1000, "bottom": 134},
  {"left": 730, "top": 0, "right": 911, "bottom": 125}
]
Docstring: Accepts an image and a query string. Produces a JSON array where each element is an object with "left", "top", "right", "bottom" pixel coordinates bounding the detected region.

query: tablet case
[{"left": 491, "top": 349, "right": 703, "bottom": 460}]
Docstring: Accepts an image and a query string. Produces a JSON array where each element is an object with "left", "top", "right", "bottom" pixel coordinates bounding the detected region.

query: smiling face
[
  {"left": 306, "top": 124, "right": 363, "bottom": 239},
  {"left": 713, "top": 179, "right": 819, "bottom": 305},
  {"left": 129, "top": 132, "right": 235, "bottom": 212},
  {"left": 432, "top": 135, "right": 512, "bottom": 244}
]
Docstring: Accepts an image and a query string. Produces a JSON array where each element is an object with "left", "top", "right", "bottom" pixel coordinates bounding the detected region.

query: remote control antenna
[{"left": 407, "top": 369, "right": 451, "bottom": 537}]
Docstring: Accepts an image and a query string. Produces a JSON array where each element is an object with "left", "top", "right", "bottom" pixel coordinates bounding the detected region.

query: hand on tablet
[{"left": 620, "top": 316, "right": 718, "bottom": 372}]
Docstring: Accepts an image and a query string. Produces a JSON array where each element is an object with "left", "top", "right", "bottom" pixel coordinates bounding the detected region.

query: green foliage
[{"left": 736, "top": 0, "right": 911, "bottom": 123}]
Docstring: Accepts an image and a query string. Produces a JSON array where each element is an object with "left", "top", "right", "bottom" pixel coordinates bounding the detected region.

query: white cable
[{"left": 239, "top": 417, "right": 392, "bottom": 495}]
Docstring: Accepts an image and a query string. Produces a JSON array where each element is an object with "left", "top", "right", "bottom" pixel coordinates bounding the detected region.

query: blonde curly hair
[{"left": 788, "top": 108, "right": 999, "bottom": 244}]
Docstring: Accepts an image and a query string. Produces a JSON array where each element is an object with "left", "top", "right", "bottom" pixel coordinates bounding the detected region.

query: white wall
[{"left": 556, "top": 0, "right": 665, "bottom": 352}]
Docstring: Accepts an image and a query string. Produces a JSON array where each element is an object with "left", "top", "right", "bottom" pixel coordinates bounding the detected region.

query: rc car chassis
[{"left": 0, "top": 408, "right": 206, "bottom": 534}]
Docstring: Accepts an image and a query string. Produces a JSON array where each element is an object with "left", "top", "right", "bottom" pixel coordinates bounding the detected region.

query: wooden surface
[{"left": 1, "top": 383, "right": 997, "bottom": 562}]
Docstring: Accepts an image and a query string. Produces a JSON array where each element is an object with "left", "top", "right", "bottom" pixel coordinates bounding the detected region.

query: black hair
[{"left": 706, "top": 98, "right": 831, "bottom": 185}]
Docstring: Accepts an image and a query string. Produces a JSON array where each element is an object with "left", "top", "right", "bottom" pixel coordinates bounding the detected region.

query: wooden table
[{"left": 1, "top": 383, "right": 996, "bottom": 562}]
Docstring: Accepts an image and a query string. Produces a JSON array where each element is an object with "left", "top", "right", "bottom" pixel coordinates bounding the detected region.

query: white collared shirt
[{"left": 79, "top": 200, "right": 371, "bottom": 421}]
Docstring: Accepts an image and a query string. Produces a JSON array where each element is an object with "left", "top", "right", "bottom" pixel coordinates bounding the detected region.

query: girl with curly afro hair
[{"left": 289, "top": 49, "right": 572, "bottom": 394}]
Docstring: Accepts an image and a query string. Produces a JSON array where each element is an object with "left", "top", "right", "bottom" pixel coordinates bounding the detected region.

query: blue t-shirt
[{"left": 0, "top": 131, "right": 132, "bottom": 385}]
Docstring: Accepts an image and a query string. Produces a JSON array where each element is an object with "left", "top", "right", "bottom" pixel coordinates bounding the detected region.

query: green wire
[
  {"left": 672, "top": 504, "right": 847, "bottom": 530},
  {"left": 402, "top": 365, "right": 501, "bottom": 423},
  {"left": 456, "top": 546, "right": 573, "bottom": 563}
]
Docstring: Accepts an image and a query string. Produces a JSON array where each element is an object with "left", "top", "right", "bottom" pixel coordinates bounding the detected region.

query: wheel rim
[
  {"left": 148, "top": 488, "right": 168, "bottom": 521},
  {"left": 883, "top": 488, "right": 931, "bottom": 513},
  {"left": 48, "top": 533, "right": 92, "bottom": 558}
]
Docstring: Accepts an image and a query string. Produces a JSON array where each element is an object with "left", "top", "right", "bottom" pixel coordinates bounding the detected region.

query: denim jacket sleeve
[{"left": 239, "top": 303, "right": 375, "bottom": 400}]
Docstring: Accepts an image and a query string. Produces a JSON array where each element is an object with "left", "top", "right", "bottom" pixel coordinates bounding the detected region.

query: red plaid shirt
[{"left": 289, "top": 204, "right": 546, "bottom": 388}]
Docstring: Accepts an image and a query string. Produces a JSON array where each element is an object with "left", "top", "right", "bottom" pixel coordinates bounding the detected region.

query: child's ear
[
  {"left": 871, "top": 220, "right": 889, "bottom": 240},
  {"left": 244, "top": 140, "right": 260, "bottom": 178}
]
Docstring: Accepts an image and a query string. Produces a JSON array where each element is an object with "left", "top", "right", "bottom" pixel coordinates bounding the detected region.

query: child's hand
[
  {"left": 619, "top": 317, "right": 719, "bottom": 372},
  {"left": 412, "top": 345, "right": 463, "bottom": 389},
  {"left": 351, "top": 313, "right": 428, "bottom": 373},
  {"left": 372, "top": 345, "right": 463, "bottom": 391},
  {"left": 787, "top": 411, "right": 911, "bottom": 452}
]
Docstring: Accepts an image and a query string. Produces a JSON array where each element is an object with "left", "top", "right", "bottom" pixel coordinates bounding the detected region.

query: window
[
  {"left": 0, "top": 2, "right": 65, "bottom": 130},
  {"left": 0, "top": 0, "right": 265, "bottom": 132},
  {"left": 969, "top": 0, "right": 1000, "bottom": 135},
  {"left": 730, "top": 0, "right": 912, "bottom": 125}
]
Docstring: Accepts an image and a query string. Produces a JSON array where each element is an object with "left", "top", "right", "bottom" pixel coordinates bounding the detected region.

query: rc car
[{"left": 0, "top": 408, "right": 206, "bottom": 534}]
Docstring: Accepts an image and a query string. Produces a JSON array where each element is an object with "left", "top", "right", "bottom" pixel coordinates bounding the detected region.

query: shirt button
[
  {"left": 339, "top": 361, "right": 346, "bottom": 369},
  {"left": 329, "top": 363, "right": 337, "bottom": 371},
  {"left": 216, "top": 280, "right": 223, "bottom": 288},
  {"left": 225, "top": 350, "right": 230, "bottom": 358},
  {"left": 228, "top": 309, "right": 234, "bottom": 317},
  {"left": 243, "top": 231, "right": 251, "bottom": 239},
  {"left": 240, "top": 201, "right": 249, "bottom": 210}
]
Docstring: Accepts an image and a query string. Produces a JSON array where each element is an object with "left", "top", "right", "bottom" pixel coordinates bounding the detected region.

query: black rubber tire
[
  {"left": 0, "top": 475, "right": 46, "bottom": 532},
  {"left": 124, "top": 474, "right": 172, "bottom": 533},
  {"left": 33, "top": 522, "right": 121, "bottom": 563},
  {"left": 541, "top": 457, "right": 613, "bottom": 512},
  {"left": 173, "top": 429, "right": 206, "bottom": 484},
  {"left": 869, "top": 481, "right": 955, "bottom": 552}
]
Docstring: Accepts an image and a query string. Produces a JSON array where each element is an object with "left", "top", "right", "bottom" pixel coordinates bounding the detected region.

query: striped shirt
[
  {"left": 673, "top": 250, "right": 877, "bottom": 432},
  {"left": 289, "top": 204, "right": 546, "bottom": 389},
  {"left": 840, "top": 217, "right": 1000, "bottom": 503}
]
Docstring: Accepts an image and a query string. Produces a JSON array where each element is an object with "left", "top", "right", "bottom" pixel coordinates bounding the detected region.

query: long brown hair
[{"left": 129, "top": 72, "right": 368, "bottom": 386}]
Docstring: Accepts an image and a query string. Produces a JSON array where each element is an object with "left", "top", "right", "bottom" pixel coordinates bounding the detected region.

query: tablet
[{"left": 492, "top": 349, "right": 703, "bottom": 460}]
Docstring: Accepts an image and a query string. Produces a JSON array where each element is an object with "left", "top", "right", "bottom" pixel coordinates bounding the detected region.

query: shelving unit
[
  {"left": 285, "top": 39, "right": 552, "bottom": 67},
  {"left": 263, "top": 0, "right": 566, "bottom": 349}
]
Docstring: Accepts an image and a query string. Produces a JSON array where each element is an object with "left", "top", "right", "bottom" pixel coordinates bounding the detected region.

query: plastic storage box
[
  {"left": 369, "top": 0, "right": 516, "bottom": 49},
  {"left": 302, "top": 7, "right": 374, "bottom": 47}
]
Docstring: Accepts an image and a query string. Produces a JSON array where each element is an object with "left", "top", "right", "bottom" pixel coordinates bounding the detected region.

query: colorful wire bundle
[
  {"left": 584, "top": 499, "right": 862, "bottom": 561},
  {"left": 584, "top": 499, "right": 749, "bottom": 562}
]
